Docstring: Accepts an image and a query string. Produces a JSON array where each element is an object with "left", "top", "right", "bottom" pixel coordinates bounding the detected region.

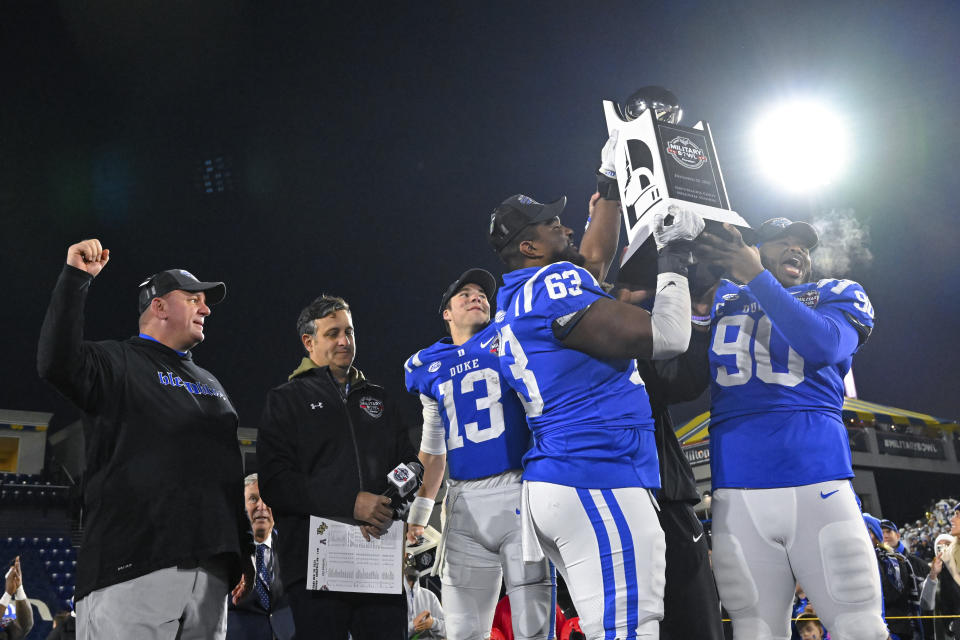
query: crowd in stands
[{"left": 901, "top": 499, "right": 958, "bottom": 562}]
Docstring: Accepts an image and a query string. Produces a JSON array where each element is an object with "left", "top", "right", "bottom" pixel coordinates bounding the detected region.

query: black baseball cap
[
  {"left": 744, "top": 217, "right": 819, "bottom": 249},
  {"left": 137, "top": 269, "right": 226, "bottom": 314},
  {"left": 488, "top": 194, "right": 567, "bottom": 252},
  {"left": 439, "top": 268, "right": 497, "bottom": 314},
  {"left": 879, "top": 519, "right": 898, "bottom": 534}
]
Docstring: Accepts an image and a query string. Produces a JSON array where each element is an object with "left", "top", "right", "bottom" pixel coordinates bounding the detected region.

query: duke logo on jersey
[
  {"left": 405, "top": 323, "right": 530, "bottom": 480},
  {"left": 494, "top": 261, "right": 660, "bottom": 489},
  {"left": 708, "top": 274, "right": 875, "bottom": 488}
]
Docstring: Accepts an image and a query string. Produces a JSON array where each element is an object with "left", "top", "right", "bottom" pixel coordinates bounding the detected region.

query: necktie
[{"left": 255, "top": 543, "right": 271, "bottom": 611}]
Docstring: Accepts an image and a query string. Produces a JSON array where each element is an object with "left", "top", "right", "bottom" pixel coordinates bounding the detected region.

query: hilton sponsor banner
[
  {"left": 876, "top": 432, "right": 945, "bottom": 460},
  {"left": 682, "top": 441, "right": 711, "bottom": 467}
]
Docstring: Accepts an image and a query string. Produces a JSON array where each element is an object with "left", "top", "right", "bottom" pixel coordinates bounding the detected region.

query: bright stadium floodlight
[{"left": 752, "top": 100, "right": 849, "bottom": 193}]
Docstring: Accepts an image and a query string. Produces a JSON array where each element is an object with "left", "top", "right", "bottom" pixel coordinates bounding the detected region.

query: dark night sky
[{"left": 3, "top": 1, "right": 958, "bottom": 434}]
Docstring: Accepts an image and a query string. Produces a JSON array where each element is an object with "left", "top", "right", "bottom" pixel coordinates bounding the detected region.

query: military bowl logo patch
[
  {"left": 428, "top": 361, "right": 442, "bottom": 372},
  {"left": 666, "top": 136, "right": 708, "bottom": 170},
  {"left": 359, "top": 396, "right": 384, "bottom": 418},
  {"left": 793, "top": 289, "right": 820, "bottom": 308}
]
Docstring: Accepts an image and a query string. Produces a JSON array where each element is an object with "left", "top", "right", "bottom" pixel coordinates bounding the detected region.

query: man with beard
[
  {"left": 697, "top": 218, "right": 885, "bottom": 640},
  {"left": 489, "top": 193, "right": 703, "bottom": 639}
]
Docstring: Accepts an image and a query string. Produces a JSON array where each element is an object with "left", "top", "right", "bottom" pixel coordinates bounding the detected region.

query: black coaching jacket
[
  {"left": 636, "top": 328, "right": 712, "bottom": 504},
  {"left": 256, "top": 359, "right": 416, "bottom": 587},
  {"left": 37, "top": 265, "right": 253, "bottom": 599}
]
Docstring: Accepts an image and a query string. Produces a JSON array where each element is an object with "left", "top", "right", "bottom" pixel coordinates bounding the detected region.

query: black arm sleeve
[
  {"left": 37, "top": 264, "right": 122, "bottom": 412},
  {"left": 645, "top": 328, "right": 711, "bottom": 405}
]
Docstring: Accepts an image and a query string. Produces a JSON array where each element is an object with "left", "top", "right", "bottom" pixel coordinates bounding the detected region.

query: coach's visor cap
[
  {"left": 488, "top": 194, "right": 567, "bottom": 252},
  {"left": 138, "top": 269, "right": 226, "bottom": 314},
  {"left": 744, "top": 217, "right": 818, "bottom": 250},
  {"left": 439, "top": 268, "right": 497, "bottom": 314}
]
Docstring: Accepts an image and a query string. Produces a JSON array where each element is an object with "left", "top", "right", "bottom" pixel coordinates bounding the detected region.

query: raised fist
[{"left": 66, "top": 239, "right": 110, "bottom": 277}]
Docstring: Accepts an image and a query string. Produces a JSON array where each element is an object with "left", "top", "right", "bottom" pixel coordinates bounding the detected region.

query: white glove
[
  {"left": 653, "top": 204, "right": 705, "bottom": 251},
  {"left": 599, "top": 129, "right": 618, "bottom": 179}
]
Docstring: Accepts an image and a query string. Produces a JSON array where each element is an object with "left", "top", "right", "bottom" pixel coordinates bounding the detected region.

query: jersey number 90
[{"left": 712, "top": 315, "right": 804, "bottom": 388}]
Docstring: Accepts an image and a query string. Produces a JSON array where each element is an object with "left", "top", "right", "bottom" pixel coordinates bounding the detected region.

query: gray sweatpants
[{"left": 76, "top": 563, "right": 229, "bottom": 640}]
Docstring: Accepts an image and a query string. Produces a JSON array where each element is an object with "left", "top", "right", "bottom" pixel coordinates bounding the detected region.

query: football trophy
[{"left": 602, "top": 87, "right": 750, "bottom": 281}]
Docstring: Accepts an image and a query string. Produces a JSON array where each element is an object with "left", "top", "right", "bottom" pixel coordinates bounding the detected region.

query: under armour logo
[{"left": 310, "top": 401, "right": 324, "bottom": 410}]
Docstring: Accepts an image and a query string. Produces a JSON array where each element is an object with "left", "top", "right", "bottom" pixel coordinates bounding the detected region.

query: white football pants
[
  {"left": 441, "top": 475, "right": 554, "bottom": 640},
  {"left": 711, "top": 480, "right": 888, "bottom": 640},
  {"left": 527, "top": 482, "right": 665, "bottom": 640}
]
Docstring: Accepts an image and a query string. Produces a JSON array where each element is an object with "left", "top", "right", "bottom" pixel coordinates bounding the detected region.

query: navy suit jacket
[{"left": 227, "top": 531, "right": 296, "bottom": 640}]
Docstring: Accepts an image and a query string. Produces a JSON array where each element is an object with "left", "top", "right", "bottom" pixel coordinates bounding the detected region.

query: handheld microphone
[{"left": 383, "top": 461, "right": 424, "bottom": 520}]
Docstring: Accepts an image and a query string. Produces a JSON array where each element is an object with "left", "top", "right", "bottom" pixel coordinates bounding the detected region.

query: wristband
[
  {"left": 407, "top": 496, "right": 435, "bottom": 527},
  {"left": 691, "top": 314, "right": 712, "bottom": 326},
  {"left": 596, "top": 173, "right": 620, "bottom": 201}
]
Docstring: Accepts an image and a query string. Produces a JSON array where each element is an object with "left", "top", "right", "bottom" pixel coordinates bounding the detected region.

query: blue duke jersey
[
  {"left": 494, "top": 262, "right": 660, "bottom": 489},
  {"left": 404, "top": 323, "right": 532, "bottom": 481},
  {"left": 708, "top": 271, "right": 875, "bottom": 488}
]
